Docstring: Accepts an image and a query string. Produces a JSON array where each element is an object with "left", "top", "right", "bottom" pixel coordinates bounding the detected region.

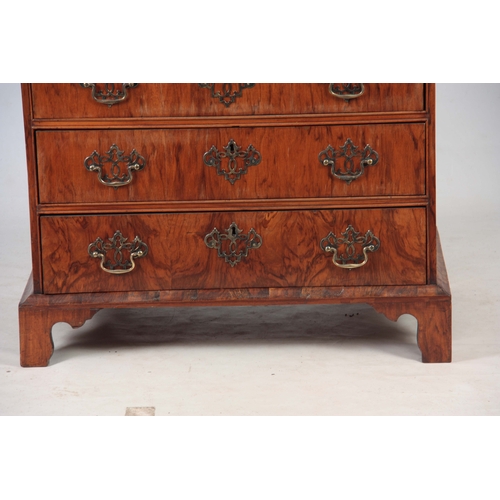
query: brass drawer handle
[
  {"left": 204, "top": 222, "right": 262, "bottom": 267},
  {"left": 320, "top": 225, "right": 380, "bottom": 269},
  {"left": 329, "top": 83, "right": 365, "bottom": 101},
  {"left": 199, "top": 83, "right": 255, "bottom": 107},
  {"left": 88, "top": 230, "right": 148, "bottom": 274},
  {"left": 203, "top": 139, "right": 261, "bottom": 184},
  {"left": 79, "top": 83, "right": 138, "bottom": 107},
  {"left": 84, "top": 144, "right": 146, "bottom": 188},
  {"left": 319, "top": 138, "right": 379, "bottom": 184}
]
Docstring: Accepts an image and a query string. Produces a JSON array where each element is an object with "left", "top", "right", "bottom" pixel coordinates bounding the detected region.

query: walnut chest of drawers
[{"left": 18, "top": 83, "right": 451, "bottom": 366}]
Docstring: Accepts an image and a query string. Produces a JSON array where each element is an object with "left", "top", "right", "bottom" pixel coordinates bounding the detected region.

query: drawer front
[
  {"left": 40, "top": 208, "right": 427, "bottom": 294},
  {"left": 31, "top": 84, "right": 425, "bottom": 119},
  {"left": 37, "top": 123, "right": 425, "bottom": 204}
]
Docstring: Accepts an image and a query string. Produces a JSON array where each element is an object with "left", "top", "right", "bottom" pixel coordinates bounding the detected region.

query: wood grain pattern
[
  {"left": 19, "top": 83, "right": 451, "bottom": 365},
  {"left": 372, "top": 299, "right": 451, "bottom": 363},
  {"left": 18, "top": 276, "right": 100, "bottom": 367},
  {"left": 18, "top": 232, "right": 450, "bottom": 366},
  {"left": 23, "top": 232, "right": 451, "bottom": 310},
  {"left": 31, "top": 84, "right": 425, "bottom": 119},
  {"left": 40, "top": 208, "right": 427, "bottom": 294},
  {"left": 426, "top": 84, "right": 437, "bottom": 283},
  {"left": 36, "top": 123, "right": 425, "bottom": 204},
  {"left": 21, "top": 84, "right": 43, "bottom": 293}
]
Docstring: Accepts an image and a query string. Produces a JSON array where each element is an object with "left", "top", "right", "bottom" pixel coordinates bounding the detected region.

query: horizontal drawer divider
[
  {"left": 31, "top": 112, "right": 429, "bottom": 130},
  {"left": 37, "top": 196, "right": 430, "bottom": 215}
]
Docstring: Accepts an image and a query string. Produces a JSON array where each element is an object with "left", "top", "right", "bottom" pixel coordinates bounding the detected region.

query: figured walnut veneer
[{"left": 19, "top": 83, "right": 451, "bottom": 366}]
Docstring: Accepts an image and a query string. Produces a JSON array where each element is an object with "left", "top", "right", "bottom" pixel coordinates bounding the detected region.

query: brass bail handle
[
  {"left": 92, "top": 248, "right": 146, "bottom": 275},
  {"left": 84, "top": 144, "right": 146, "bottom": 188},
  {"left": 80, "top": 83, "right": 138, "bottom": 107},
  {"left": 88, "top": 231, "right": 148, "bottom": 274},
  {"left": 329, "top": 83, "right": 365, "bottom": 101},
  {"left": 322, "top": 158, "right": 373, "bottom": 167},
  {"left": 318, "top": 139, "right": 379, "bottom": 185},
  {"left": 320, "top": 226, "right": 380, "bottom": 270},
  {"left": 324, "top": 244, "right": 375, "bottom": 269}
]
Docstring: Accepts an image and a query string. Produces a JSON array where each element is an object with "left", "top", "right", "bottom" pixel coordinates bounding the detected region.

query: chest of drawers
[{"left": 18, "top": 83, "right": 451, "bottom": 366}]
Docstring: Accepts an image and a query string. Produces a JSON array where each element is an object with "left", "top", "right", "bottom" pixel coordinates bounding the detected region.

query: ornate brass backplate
[
  {"left": 88, "top": 230, "right": 148, "bottom": 274},
  {"left": 198, "top": 83, "right": 255, "bottom": 107},
  {"left": 320, "top": 225, "right": 380, "bottom": 269},
  {"left": 84, "top": 144, "right": 146, "bottom": 188},
  {"left": 203, "top": 139, "right": 261, "bottom": 184},
  {"left": 79, "top": 83, "right": 138, "bottom": 106},
  {"left": 204, "top": 222, "right": 262, "bottom": 267},
  {"left": 319, "top": 138, "right": 379, "bottom": 184}
]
